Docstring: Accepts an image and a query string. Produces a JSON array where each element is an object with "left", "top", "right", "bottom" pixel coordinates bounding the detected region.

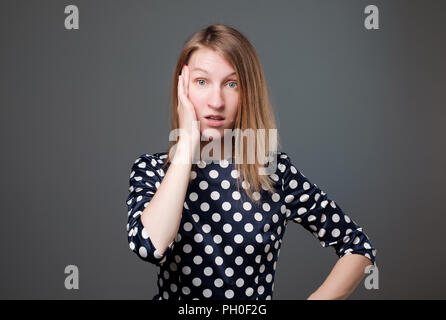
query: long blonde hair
[{"left": 162, "top": 24, "right": 281, "bottom": 204}]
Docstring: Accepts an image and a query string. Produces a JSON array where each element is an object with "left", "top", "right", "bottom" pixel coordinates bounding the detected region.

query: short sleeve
[
  {"left": 278, "top": 152, "right": 377, "bottom": 265},
  {"left": 125, "top": 152, "right": 174, "bottom": 266}
]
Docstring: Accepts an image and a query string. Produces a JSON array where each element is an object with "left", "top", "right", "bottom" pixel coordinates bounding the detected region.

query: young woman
[{"left": 125, "top": 24, "right": 377, "bottom": 300}]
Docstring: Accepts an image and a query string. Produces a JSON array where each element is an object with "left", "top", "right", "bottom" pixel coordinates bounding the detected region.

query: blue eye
[
  {"left": 228, "top": 81, "right": 237, "bottom": 89},
  {"left": 195, "top": 79, "right": 237, "bottom": 89}
]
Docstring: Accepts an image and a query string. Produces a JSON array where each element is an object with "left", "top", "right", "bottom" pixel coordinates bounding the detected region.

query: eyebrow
[{"left": 191, "top": 67, "right": 237, "bottom": 78}]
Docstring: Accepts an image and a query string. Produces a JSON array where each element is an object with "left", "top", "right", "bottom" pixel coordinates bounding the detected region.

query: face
[{"left": 187, "top": 48, "right": 239, "bottom": 142}]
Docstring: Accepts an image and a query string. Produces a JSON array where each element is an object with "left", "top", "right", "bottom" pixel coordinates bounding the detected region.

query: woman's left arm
[{"left": 307, "top": 254, "right": 373, "bottom": 300}]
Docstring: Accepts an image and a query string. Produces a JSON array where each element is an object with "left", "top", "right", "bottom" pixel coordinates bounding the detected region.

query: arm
[
  {"left": 307, "top": 254, "right": 373, "bottom": 300},
  {"left": 139, "top": 144, "right": 192, "bottom": 256}
]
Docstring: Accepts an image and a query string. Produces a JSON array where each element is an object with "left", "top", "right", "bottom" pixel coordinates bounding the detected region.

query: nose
[{"left": 208, "top": 87, "right": 225, "bottom": 109}]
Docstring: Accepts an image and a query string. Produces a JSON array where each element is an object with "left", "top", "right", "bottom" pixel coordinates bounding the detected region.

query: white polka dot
[
  {"left": 183, "top": 222, "right": 193, "bottom": 232},
  {"left": 271, "top": 193, "right": 280, "bottom": 202},
  {"left": 285, "top": 195, "right": 294, "bottom": 203},
  {"left": 192, "top": 277, "right": 201, "bottom": 286},
  {"left": 219, "top": 159, "right": 229, "bottom": 168},
  {"left": 139, "top": 246, "right": 147, "bottom": 258},
  {"left": 224, "top": 245, "right": 233, "bottom": 255},
  {"left": 182, "top": 266, "right": 191, "bottom": 275},
  {"left": 318, "top": 228, "right": 326, "bottom": 237},
  {"left": 212, "top": 213, "right": 221, "bottom": 222},
  {"left": 202, "top": 224, "right": 211, "bottom": 233},
  {"left": 255, "top": 212, "right": 263, "bottom": 221},
  {"left": 245, "top": 287, "right": 254, "bottom": 297},
  {"left": 300, "top": 194, "right": 309, "bottom": 202},
  {"left": 141, "top": 228, "right": 149, "bottom": 239},
  {"left": 182, "top": 286, "right": 190, "bottom": 295},
  {"left": 266, "top": 274, "right": 273, "bottom": 283},
  {"left": 214, "top": 278, "right": 224, "bottom": 287},
  {"left": 233, "top": 212, "right": 242, "bottom": 222},
  {"left": 225, "top": 289, "right": 234, "bottom": 298},
  {"left": 244, "top": 223, "right": 254, "bottom": 232},
  {"left": 193, "top": 255, "right": 203, "bottom": 264},
  {"left": 210, "top": 191, "right": 220, "bottom": 200},
  {"left": 225, "top": 268, "right": 234, "bottom": 277},
  {"left": 205, "top": 245, "right": 214, "bottom": 254},
  {"left": 222, "top": 202, "right": 231, "bottom": 211},
  {"left": 199, "top": 181, "right": 208, "bottom": 190},
  {"left": 231, "top": 170, "right": 239, "bottom": 179},
  {"left": 236, "top": 278, "right": 244, "bottom": 287},
  {"left": 245, "top": 245, "right": 254, "bottom": 254},
  {"left": 200, "top": 202, "right": 210, "bottom": 212},
  {"left": 234, "top": 234, "right": 244, "bottom": 244},
  {"left": 183, "top": 244, "right": 192, "bottom": 253},
  {"left": 204, "top": 267, "right": 213, "bottom": 276},
  {"left": 332, "top": 228, "right": 340, "bottom": 238},
  {"left": 332, "top": 213, "right": 340, "bottom": 223},
  {"left": 289, "top": 179, "right": 298, "bottom": 189},
  {"left": 223, "top": 224, "right": 232, "bottom": 233},
  {"left": 243, "top": 202, "right": 252, "bottom": 211},
  {"left": 303, "top": 181, "right": 310, "bottom": 190},
  {"left": 203, "top": 289, "right": 212, "bottom": 297},
  {"left": 245, "top": 266, "right": 254, "bottom": 275},
  {"left": 189, "top": 192, "right": 198, "bottom": 201},
  {"left": 194, "top": 233, "right": 203, "bottom": 243},
  {"left": 221, "top": 180, "right": 230, "bottom": 189},
  {"left": 209, "top": 170, "right": 219, "bottom": 179},
  {"left": 232, "top": 191, "right": 241, "bottom": 200},
  {"left": 263, "top": 203, "right": 271, "bottom": 212},
  {"left": 215, "top": 256, "right": 223, "bottom": 265},
  {"left": 213, "top": 234, "right": 222, "bottom": 244},
  {"left": 234, "top": 256, "right": 244, "bottom": 265}
]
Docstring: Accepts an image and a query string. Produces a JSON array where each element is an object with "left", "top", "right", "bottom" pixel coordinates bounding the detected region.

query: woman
[{"left": 125, "top": 24, "right": 377, "bottom": 300}]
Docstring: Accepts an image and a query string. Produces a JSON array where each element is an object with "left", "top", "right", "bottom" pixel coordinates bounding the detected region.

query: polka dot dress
[{"left": 126, "top": 151, "right": 377, "bottom": 300}]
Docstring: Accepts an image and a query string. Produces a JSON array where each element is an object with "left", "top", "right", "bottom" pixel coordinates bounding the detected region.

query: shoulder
[
  {"left": 129, "top": 151, "right": 169, "bottom": 180},
  {"left": 132, "top": 151, "right": 168, "bottom": 167},
  {"left": 274, "top": 151, "right": 303, "bottom": 179}
]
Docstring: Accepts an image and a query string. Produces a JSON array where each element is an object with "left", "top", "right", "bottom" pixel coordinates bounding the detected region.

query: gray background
[{"left": 1, "top": 0, "right": 445, "bottom": 299}]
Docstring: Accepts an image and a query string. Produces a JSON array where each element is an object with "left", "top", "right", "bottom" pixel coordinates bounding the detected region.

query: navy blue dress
[{"left": 125, "top": 151, "right": 377, "bottom": 300}]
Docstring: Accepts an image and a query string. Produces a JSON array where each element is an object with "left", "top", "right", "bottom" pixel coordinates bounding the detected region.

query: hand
[{"left": 176, "top": 64, "right": 200, "bottom": 162}]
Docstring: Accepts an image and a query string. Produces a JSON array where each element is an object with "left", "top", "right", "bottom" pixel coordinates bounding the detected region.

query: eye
[
  {"left": 196, "top": 79, "right": 206, "bottom": 86},
  {"left": 227, "top": 81, "right": 238, "bottom": 89}
]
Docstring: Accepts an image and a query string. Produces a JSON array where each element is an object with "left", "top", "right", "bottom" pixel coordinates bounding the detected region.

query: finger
[
  {"left": 185, "top": 65, "right": 189, "bottom": 98},
  {"left": 178, "top": 75, "right": 183, "bottom": 107},
  {"left": 182, "top": 66, "right": 187, "bottom": 98}
]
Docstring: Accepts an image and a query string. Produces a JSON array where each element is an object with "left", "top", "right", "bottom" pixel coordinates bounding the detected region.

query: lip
[{"left": 204, "top": 117, "right": 225, "bottom": 127}]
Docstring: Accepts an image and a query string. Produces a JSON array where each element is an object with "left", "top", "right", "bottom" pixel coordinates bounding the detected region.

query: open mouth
[
  {"left": 205, "top": 115, "right": 225, "bottom": 127},
  {"left": 205, "top": 115, "right": 225, "bottom": 120}
]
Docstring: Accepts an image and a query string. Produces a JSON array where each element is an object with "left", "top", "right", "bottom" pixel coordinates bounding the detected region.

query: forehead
[{"left": 189, "top": 48, "right": 236, "bottom": 75}]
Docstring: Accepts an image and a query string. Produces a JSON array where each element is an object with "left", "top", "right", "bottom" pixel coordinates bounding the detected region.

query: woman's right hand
[{"left": 176, "top": 64, "right": 201, "bottom": 162}]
